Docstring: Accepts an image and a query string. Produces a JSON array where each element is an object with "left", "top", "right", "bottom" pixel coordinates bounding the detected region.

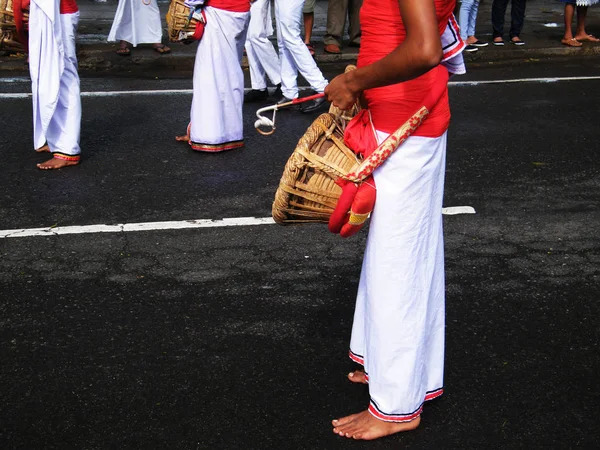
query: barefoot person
[
  {"left": 29, "top": 0, "right": 82, "bottom": 170},
  {"left": 108, "top": 0, "right": 170, "bottom": 56},
  {"left": 560, "top": 0, "right": 599, "bottom": 47},
  {"left": 324, "top": 0, "right": 465, "bottom": 440},
  {"left": 176, "top": 0, "right": 251, "bottom": 151}
]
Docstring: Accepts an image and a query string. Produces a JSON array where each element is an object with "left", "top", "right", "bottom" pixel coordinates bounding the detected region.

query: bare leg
[
  {"left": 332, "top": 411, "right": 420, "bottom": 440},
  {"left": 574, "top": 6, "right": 600, "bottom": 41},
  {"left": 37, "top": 157, "right": 79, "bottom": 170},
  {"left": 303, "top": 12, "right": 314, "bottom": 44},
  {"left": 562, "top": 4, "right": 582, "bottom": 46}
]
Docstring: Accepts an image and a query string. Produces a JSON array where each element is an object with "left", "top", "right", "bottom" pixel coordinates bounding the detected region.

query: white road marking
[
  {"left": 0, "top": 207, "right": 476, "bottom": 239},
  {"left": 1, "top": 76, "right": 600, "bottom": 98}
]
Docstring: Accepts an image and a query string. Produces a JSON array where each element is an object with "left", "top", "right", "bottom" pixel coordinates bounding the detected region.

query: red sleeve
[{"left": 60, "top": 0, "right": 79, "bottom": 14}]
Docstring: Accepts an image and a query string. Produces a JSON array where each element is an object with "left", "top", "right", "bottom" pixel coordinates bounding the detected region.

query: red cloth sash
[
  {"left": 358, "top": 0, "right": 455, "bottom": 137},
  {"left": 207, "top": 0, "right": 250, "bottom": 12},
  {"left": 60, "top": 0, "right": 78, "bottom": 14}
]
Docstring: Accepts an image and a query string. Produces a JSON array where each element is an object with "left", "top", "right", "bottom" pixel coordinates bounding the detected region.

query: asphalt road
[{"left": 1, "top": 59, "right": 599, "bottom": 449}]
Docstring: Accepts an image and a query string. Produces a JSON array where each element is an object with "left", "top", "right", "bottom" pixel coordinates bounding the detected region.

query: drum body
[
  {"left": 272, "top": 109, "right": 361, "bottom": 224},
  {"left": 166, "top": 0, "right": 199, "bottom": 42}
]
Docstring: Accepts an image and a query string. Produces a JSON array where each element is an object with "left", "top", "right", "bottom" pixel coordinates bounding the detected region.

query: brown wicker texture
[
  {"left": 272, "top": 113, "right": 361, "bottom": 224},
  {"left": 272, "top": 64, "right": 362, "bottom": 224},
  {"left": 0, "top": 0, "right": 28, "bottom": 52},
  {"left": 166, "top": 0, "right": 198, "bottom": 42}
]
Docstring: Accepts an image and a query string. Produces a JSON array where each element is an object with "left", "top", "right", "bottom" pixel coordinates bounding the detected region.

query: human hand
[{"left": 324, "top": 73, "right": 360, "bottom": 111}]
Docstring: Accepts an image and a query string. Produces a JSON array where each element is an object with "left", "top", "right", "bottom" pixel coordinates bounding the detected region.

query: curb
[{"left": 1, "top": 44, "right": 599, "bottom": 76}]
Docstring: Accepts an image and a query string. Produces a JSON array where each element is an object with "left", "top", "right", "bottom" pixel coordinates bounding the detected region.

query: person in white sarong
[
  {"left": 324, "top": 0, "right": 465, "bottom": 441},
  {"left": 244, "top": 0, "right": 281, "bottom": 102},
  {"left": 29, "top": 0, "right": 82, "bottom": 170},
  {"left": 108, "top": 0, "right": 170, "bottom": 55},
  {"left": 176, "top": 1, "right": 251, "bottom": 152}
]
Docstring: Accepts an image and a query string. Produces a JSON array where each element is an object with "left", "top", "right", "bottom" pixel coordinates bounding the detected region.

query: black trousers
[{"left": 491, "top": 0, "right": 527, "bottom": 39}]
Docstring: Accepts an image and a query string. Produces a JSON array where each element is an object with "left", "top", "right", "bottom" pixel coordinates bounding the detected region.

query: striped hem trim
[
  {"left": 52, "top": 152, "right": 80, "bottom": 162},
  {"left": 368, "top": 388, "right": 444, "bottom": 423},
  {"left": 189, "top": 140, "right": 244, "bottom": 152},
  {"left": 348, "top": 349, "right": 364, "bottom": 366}
]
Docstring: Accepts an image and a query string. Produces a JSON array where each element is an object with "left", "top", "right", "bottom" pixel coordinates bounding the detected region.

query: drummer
[{"left": 325, "top": 0, "right": 465, "bottom": 440}]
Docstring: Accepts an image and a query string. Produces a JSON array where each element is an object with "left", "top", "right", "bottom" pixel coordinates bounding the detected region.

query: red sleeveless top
[
  {"left": 60, "top": 0, "right": 78, "bottom": 14},
  {"left": 358, "top": 0, "right": 455, "bottom": 137}
]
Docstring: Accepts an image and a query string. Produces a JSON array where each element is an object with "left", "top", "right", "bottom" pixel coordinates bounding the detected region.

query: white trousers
[
  {"left": 350, "top": 132, "right": 447, "bottom": 422},
  {"left": 189, "top": 6, "right": 249, "bottom": 151},
  {"left": 245, "top": 0, "right": 280, "bottom": 90},
  {"left": 107, "top": 0, "right": 163, "bottom": 46},
  {"left": 274, "top": 0, "right": 328, "bottom": 99},
  {"left": 29, "top": 1, "right": 81, "bottom": 157}
]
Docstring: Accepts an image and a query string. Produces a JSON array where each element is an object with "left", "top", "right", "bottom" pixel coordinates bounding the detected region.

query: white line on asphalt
[
  {"left": 0, "top": 207, "right": 475, "bottom": 239},
  {"left": 449, "top": 75, "right": 600, "bottom": 86},
  {"left": 2, "top": 76, "right": 600, "bottom": 98}
]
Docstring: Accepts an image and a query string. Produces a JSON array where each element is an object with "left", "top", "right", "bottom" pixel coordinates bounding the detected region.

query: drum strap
[{"left": 14, "top": 0, "right": 28, "bottom": 48}]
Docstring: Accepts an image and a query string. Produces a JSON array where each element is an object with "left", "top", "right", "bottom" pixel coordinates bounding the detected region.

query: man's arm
[{"left": 324, "top": 0, "right": 443, "bottom": 110}]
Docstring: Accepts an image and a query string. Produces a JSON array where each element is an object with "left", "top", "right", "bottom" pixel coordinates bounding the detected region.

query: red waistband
[
  {"left": 60, "top": 0, "right": 78, "bottom": 14},
  {"left": 207, "top": 0, "right": 250, "bottom": 12}
]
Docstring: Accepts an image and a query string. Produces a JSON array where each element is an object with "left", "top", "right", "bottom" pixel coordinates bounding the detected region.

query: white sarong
[
  {"left": 349, "top": 131, "right": 447, "bottom": 422},
  {"left": 107, "top": 0, "right": 163, "bottom": 46},
  {"left": 189, "top": 6, "right": 249, "bottom": 151},
  {"left": 29, "top": 0, "right": 81, "bottom": 158},
  {"left": 245, "top": 0, "right": 281, "bottom": 90}
]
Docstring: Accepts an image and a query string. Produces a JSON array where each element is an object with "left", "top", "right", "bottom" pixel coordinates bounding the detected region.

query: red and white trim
[
  {"left": 348, "top": 349, "right": 364, "bottom": 366},
  {"left": 190, "top": 140, "right": 244, "bottom": 152},
  {"left": 53, "top": 152, "right": 80, "bottom": 162},
  {"left": 368, "top": 388, "right": 444, "bottom": 423},
  {"left": 442, "top": 14, "right": 465, "bottom": 62}
]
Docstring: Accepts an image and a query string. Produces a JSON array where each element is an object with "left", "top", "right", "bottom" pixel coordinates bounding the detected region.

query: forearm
[{"left": 344, "top": 38, "right": 443, "bottom": 94}]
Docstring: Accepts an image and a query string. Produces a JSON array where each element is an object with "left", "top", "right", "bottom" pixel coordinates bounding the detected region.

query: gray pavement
[{"left": 2, "top": 0, "right": 600, "bottom": 76}]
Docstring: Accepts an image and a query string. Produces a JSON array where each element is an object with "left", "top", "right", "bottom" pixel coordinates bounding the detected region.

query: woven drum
[
  {"left": 272, "top": 112, "right": 361, "bottom": 224},
  {"left": 166, "top": 0, "right": 199, "bottom": 42},
  {"left": 0, "top": 0, "right": 28, "bottom": 52}
]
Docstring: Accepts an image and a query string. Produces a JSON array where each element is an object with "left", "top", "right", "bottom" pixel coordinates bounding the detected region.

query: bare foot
[
  {"left": 175, "top": 134, "right": 189, "bottom": 142},
  {"left": 347, "top": 370, "right": 368, "bottom": 384},
  {"left": 35, "top": 144, "right": 50, "bottom": 153},
  {"left": 574, "top": 33, "right": 600, "bottom": 42},
  {"left": 37, "top": 157, "right": 79, "bottom": 170},
  {"left": 332, "top": 410, "right": 420, "bottom": 440}
]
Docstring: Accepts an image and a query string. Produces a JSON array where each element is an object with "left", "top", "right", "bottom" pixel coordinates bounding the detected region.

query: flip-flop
[
  {"left": 574, "top": 34, "right": 600, "bottom": 42},
  {"left": 153, "top": 44, "right": 171, "bottom": 54},
  {"left": 116, "top": 47, "right": 131, "bottom": 56},
  {"left": 562, "top": 38, "right": 582, "bottom": 47}
]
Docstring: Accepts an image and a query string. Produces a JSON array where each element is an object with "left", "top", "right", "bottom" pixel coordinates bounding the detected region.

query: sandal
[
  {"left": 116, "top": 46, "right": 131, "bottom": 56},
  {"left": 153, "top": 44, "right": 171, "bottom": 54},
  {"left": 305, "top": 43, "right": 315, "bottom": 57},
  {"left": 561, "top": 38, "right": 582, "bottom": 47}
]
